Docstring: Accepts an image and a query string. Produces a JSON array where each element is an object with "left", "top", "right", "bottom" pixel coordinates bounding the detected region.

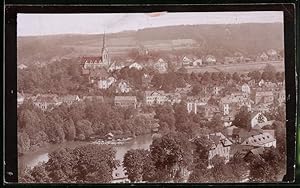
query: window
[{"left": 254, "top": 139, "right": 257, "bottom": 142}]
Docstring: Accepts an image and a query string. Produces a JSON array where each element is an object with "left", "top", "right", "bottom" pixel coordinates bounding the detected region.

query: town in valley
[{"left": 17, "top": 12, "right": 286, "bottom": 183}]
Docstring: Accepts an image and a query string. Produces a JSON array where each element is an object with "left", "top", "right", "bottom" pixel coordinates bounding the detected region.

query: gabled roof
[
  {"left": 35, "top": 94, "right": 59, "bottom": 103},
  {"left": 145, "top": 90, "right": 165, "bottom": 97},
  {"left": 242, "top": 132, "right": 276, "bottom": 146},
  {"left": 58, "top": 95, "right": 79, "bottom": 102},
  {"left": 250, "top": 112, "right": 266, "bottom": 120},
  {"left": 232, "top": 128, "right": 263, "bottom": 143},
  {"left": 208, "top": 132, "right": 232, "bottom": 149},
  {"left": 252, "top": 120, "right": 275, "bottom": 129},
  {"left": 82, "top": 56, "right": 102, "bottom": 63},
  {"left": 114, "top": 96, "right": 137, "bottom": 101}
]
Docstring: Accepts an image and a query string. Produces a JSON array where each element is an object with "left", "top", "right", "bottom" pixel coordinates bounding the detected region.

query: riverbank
[{"left": 18, "top": 133, "right": 154, "bottom": 180}]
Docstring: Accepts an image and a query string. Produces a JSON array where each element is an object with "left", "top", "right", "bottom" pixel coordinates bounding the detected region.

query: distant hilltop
[{"left": 17, "top": 23, "right": 284, "bottom": 66}]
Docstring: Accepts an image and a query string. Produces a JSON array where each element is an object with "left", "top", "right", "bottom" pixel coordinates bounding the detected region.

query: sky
[{"left": 17, "top": 11, "right": 283, "bottom": 36}]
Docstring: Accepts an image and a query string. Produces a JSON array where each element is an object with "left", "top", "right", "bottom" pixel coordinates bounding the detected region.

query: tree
[
  {"left": 232, "top": 106, "right": 251, "bottom": 130},
  {"left": 192, "top": 136, "right": 212, "bottom": 167},
  {"left": 232, "top": 72, "right": 241, "bottom": 83},
  {"left": 227, "top": 154, "right": 249, "bottom": 182},
  {"left": 218, "top": 72, "right": 225, "bottom": 82},
  {"left": 123, "top": 149, "right": 150, "bottom": 182},
  {"left": 150, "top": 132, "right": 193, "bottom": 182},
  {"left": 191, "top": 83, "right": 201, "bottom": 95},
  {"left": 64, "top": 119, "right": 76, "bottom": 141},
  {"left": 249, "top": 154, "right": 277, "bottom": 182},
  {"left": 210, "top": 114, "right": 223, "bottom": 132},
  {"left": 262, "top": 64, "right": 276, "bottom": 82},
  {"left": 70, "top": 144, "right": 118, "bottom": 183},
  {"left": 75, "top": 119, "right": 94, "bottom": 140}
]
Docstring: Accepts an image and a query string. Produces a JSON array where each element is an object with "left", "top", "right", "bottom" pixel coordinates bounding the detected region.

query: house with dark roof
[
  {"left": 207, "top": 132, "right": 233, "bottom": 168},
  {"left": 81, "top": 33, "right": 111, "bottom": 70}
]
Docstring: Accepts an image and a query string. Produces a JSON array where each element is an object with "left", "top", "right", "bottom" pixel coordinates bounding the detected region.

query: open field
[{"left": 186, "top": 61, "right": 284, "bottom": 73}]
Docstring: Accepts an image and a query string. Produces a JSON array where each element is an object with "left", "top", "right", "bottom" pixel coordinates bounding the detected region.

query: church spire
[{"left": 102, "top": 32, "right": 105, "bottom": 50}]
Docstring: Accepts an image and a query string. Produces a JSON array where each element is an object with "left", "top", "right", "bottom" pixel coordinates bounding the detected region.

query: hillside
[{"left": 17, "top": 23, "right": 284, "bottom": 65}]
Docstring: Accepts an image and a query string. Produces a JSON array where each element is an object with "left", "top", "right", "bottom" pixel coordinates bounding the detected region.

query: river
[{"left": 19, "top": 134, "right": 153, "bottom": 180}]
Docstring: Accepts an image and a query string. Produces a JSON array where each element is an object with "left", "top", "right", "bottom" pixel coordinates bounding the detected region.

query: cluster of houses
[{"left": 191, "top": 111, "right": 277, "bottom": 170}]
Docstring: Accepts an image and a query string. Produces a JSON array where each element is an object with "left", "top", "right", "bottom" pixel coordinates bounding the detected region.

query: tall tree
[
  {"left": 232, "top": 106, "right": 251, "bottom": 130},
  {"left": 123, "top": 149, "right": 150, "bottom": 182}
]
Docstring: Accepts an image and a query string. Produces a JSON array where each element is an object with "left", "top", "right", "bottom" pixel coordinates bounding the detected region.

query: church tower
[{"left": 101, "top": 33, "right": 110, "bottom": 66}]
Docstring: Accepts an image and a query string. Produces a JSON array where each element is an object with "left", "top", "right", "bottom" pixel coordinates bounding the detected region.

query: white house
[
  {"left": 58, "top": 95, "right": 80, "bottom": 105},
  {"left": 17, "top": 92, "right": 25, "bottom": 107},
  {"left": 145, "top": 90, "right": 168, "bottom": 105},
  {"left": 18, "top": 64, "right": 28, "bottom": 70},
  {"left": 258, "top": 79, "right": 265, "bottom": 87},
  {"left": 205, "top": 55, "right": 217, "bottom": 64},
  {"left": 129, "top": 62, "right": 143, "bottom": 70},
  {"left": 108, "top": 62, "right": 125, "bottom": 72},
  {"left": 193, "top": 59, "right": 203, "bottom": 66},
  {"left": 98, "top": 76, "right": 116, "bottom": 90},
  {"left": 241, "top": 132, "right": 276, "bottom": 148},
  {"left": 182, "top": 56, "right": 193, "bottom": 66},
  {"left": 116, "top": 80, "right": 131, "bottom": 93},
  {"left": 33, "top": 94, "right": 62, "bottom": 111},
  {"left": 251, "top": 112, "right": 268, "bottom": 128},
  {"left": 154, "top": 58, "right": 168, "bottom": 73},
  {"left": 241, "top": 83, "right": 251, "bottom": 94},
  {"left": 259, "top": 52, "right": 269, "bottom": 61}
]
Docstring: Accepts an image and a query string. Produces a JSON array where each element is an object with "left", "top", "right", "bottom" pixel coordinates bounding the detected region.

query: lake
[{"left": 19, "top": 134, "right": 153, "bottom": 180}]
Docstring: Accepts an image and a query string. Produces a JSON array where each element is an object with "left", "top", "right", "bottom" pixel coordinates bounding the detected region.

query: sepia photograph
[{"left": 16, "top": 11, "right": 287, "bottom": 183}]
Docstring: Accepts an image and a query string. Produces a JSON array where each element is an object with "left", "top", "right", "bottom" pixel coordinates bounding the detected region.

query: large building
[
  {"left": 145, "top": 90, "right": 168, "bottom": 105},
  {"left": 207, "top": 132, "right": 233, "bottom": 168},
  {"left": 114, "top": 96, "right": 137, "bottom": 108},
  {"left": 81, "top": 33, "right": 111, "bottom": 71}
]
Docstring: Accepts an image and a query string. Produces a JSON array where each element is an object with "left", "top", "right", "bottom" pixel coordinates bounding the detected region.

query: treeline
[
  {"left": 17, "top": 58, "right": 86, "bottom": 95},
  {"left": 18, "top": 55, "right": 284, "bottom": 97},
  {"left": 19, "top": 144, "right": 118, "bottom": 183},
  {"left": 154, "top": 103, "right": 286, "bottom": 154},
  {"left": 122, "top": 131, "right": 285, "bottom": 183},
  {"left": 21, "top": 131, "right": 285, "bottom": 183},
  {"left": 18, "top": 99, "right": 152, "bottom": 154},
  {"left": 153, "top": 102, "right": 223, "bottom": 138}
]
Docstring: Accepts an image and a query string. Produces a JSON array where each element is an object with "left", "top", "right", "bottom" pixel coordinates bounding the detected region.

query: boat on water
[{"left": 92, "top": 137, "right": 133, "bottom": 145}]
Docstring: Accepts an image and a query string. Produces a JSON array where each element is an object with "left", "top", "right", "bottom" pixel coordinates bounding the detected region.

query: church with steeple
[{"left": 81, "top": 33, "right": 111, "bottom": 73}]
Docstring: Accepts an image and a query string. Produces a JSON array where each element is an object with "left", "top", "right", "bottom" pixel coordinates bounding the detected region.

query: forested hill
[{"left": 17, "top": 23, "right": 284, "bottom": 65}]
